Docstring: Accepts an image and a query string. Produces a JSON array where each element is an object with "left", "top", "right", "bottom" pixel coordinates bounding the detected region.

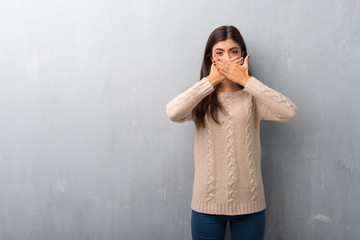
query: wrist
[
  {"left": 242, "top": 75, "right": 251, "bottom": 87},
  {"left": 206, "top": 76, "right": 218, "bottom": 87}
]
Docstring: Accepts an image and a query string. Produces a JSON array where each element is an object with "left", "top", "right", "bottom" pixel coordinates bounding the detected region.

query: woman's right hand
[{"left": 206, "top": 62, "right": 226, "bottom": 87}]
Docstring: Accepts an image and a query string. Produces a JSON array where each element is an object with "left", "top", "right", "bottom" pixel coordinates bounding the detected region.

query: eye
[
  {"left": 232, "top": 50, "right": 238, "bottom": 54},
  {"left": 216, "top": 52, "right": 222, "bottom": 55}
]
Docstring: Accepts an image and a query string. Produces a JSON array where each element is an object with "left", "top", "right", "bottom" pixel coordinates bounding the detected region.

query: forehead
[{"left": 212, "top": 39, "right": 241, "bottom": 51}]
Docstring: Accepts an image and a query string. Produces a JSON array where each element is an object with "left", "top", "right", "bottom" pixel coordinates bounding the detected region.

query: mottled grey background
[{"left": 0, "top": 0, "right": 359, "bottom": 239}]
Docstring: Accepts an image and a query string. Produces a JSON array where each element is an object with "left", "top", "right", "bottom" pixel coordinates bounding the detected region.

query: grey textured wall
[{"left": 0, "top": 0, "right": 359, "bottom": 239}]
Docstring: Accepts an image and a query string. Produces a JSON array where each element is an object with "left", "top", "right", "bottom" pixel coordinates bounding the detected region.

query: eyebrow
[{"left": 214, "top": 47, "right": 240, "bottom": 51}]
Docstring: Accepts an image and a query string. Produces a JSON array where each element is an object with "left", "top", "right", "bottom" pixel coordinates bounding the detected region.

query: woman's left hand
[{"left": 215, "top": 55, "right": 252, "bottom": 87}]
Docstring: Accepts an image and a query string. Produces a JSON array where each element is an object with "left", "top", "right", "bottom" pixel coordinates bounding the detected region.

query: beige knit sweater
[{"left": 166, "top": 76, "right": 297, "bottom": 215}]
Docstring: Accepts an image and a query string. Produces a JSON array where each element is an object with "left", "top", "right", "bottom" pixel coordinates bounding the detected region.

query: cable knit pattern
[
  {"left": 245, "top": 97, "right": 258, "bottom": 201},
  {"left": 222, "top": 96, "right": 238, "bottom": 203},
  {"left": 166, "top": 78, "right": 214, "bottom": 123},
  {"left": 166, "top": 80, "right": 205, "bottom": 110},
  {"left": 243, "top": 77, "right": 298, "bottom": 121},
  {"left": 253, "top": 79, "right": 295, "bottom": 108},
  {"left": 205, "top": 115, "right": 216, "bottom": 202},
  {"left": 166, "top": 76, "right": 298, "bottom": 215}
]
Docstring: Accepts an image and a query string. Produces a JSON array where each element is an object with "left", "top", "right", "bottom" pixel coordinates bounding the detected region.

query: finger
[
  {"left": 212, "top": 60, "right": 218, "bottom": 68},
  {"left": 228, "top": 56, "right": 242, "bottom": 62},
  {"left": 216, "top": 64, "right": 229, "bottom": 74},
  {"left": 215, "top": 60, "right": 230, "bottom": 70},
  {"left": 211, "top": 62, "right": 222, "bottom": 73},
  {"left": 211, "top": 62, "right": 221, "bottom": 72},
  {"left": 230, "top": 56, "right": 243, "bottom": 62},
  {"left": 217, "top": 67, "right": 226, "bottom": 75},
  {"left": 220, "top": 57, "right": 231, "bottom": 64},
  {"left": 233, "top": 58, "right": 244, "bottom": 65},
  {"left": 243, "top": 55, "right": 250, "bottom": 67},
  {"left": 218, "top": 67, "right": 230, "bottom": 78},
  {"left": 212, "top": 53, "right": 218, "bottom": 61}
]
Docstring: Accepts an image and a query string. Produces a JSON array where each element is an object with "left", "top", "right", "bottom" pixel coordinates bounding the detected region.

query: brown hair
[{"left": 192, "top": 25, "right": 251, "bottom": 128}]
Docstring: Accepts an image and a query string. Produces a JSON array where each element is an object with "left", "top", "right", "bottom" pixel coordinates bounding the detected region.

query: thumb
[{"left": 243, "top": 54, "right": 250, "bottom": 67}]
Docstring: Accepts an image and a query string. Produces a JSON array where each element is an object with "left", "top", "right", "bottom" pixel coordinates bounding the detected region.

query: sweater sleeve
[
  {"left": 243, "top": 76, "right": 298, "bottom": 122},
  {"left": 166, "top": 77, "right": 215, "bottom": 123}
]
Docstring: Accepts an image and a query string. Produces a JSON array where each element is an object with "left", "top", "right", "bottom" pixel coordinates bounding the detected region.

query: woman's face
[{"left": 211, "top": 39, "right": 243, "bottom": 61}]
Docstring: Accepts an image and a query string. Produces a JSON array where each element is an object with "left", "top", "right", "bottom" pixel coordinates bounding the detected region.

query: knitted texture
[
  {"left": 222, "top": 96, "right": 237, "bottom": 203},
  {"left": 166, "top": 78, "right": 214, "bottom": 122},
  {"left": 205, "top": 115, "right": 216, "bottom": 202},
  {"left": 166, "top": 76, "right": 297, "bottom": 215},
  {"left": 245, "top": 96, "right": 258, "bottom": 201}
]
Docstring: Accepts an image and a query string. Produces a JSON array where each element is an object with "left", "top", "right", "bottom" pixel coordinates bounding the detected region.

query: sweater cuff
[
  {"left": 243, "top": 76, "right": 263, "bottom": 94},
  {"left": 198, "top": 77, "right": 215, "bottom": 95}
]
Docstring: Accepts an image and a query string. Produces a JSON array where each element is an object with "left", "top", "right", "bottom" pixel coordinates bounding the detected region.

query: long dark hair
[{"left": 192, "top": 25, "right": 251, "bottom": 128}]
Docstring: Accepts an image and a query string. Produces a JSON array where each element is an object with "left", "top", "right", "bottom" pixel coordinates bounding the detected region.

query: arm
[
  {"left": 166, "top": 77, "right": 215, "bottom": 123},
  {"left": 244, "top": 76, "right": 298, "bottom": 122}
]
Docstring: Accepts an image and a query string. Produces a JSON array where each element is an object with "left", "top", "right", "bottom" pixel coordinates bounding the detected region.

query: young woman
[{"left": 166, "top": 25, "right": 297, "bottom": 240}]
